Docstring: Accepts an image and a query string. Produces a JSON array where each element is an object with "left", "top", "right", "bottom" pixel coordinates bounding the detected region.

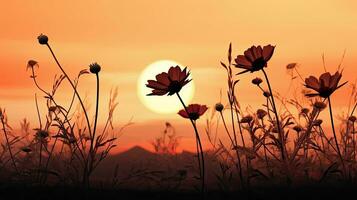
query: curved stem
[
  {"left": 261, "top": 69, "right": 286, "bottom": 160},
  {"left": 45, "top": 43, "right": 92, "bottom": 139},
  {"left": 328, "top": 97, "right": 346, "bottom": 177},
  {"left": 0, "top": 116, "right": 18, "bottom": 173},
  {"left": 176, "top": 92, "right": 205, "bottom": 195}
]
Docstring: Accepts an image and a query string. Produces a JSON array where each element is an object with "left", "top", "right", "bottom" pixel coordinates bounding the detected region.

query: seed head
[
  {"left": 215, "top": 103, "right": 224, "bottom": 112},
  {"left": 293, "top": 125, "right": 303, "bottom": 133},
  {"left": 348, "top": 116, "right": 357, "bottom": 122},
  {"left": 263, "top": 91, "right": 271, "bottom": 97},
  {"left": 252, "top": 77, "right": 263, "bottom": 85},
  {"left": 313, "top": 119, "right": 323, "bottom": 126},
  {"left": 313, "top": 101, "right": 327, "bottom": 110},
  {"left": 37, "top": 34, "right": 48, "bottom": 45},
  {"left": 256, "top": 109, "right": 267, "bottom": 119},
  {"left": 300, "top": 108, "right": 310, "bottom": 115},
  {"left": 240, "top": 115, "right": 253, "bottom": 123},
  {"left": 89, "top": 62, "right": 101, "bottom": 74}
]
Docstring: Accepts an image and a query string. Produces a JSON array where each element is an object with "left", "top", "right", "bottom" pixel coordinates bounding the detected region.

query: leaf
[
  {"left": 220, "top": 61, "right": 227, "bottom": 70},
  {"left": 228, "top": 42, "right": 232, "bottom": 64}
]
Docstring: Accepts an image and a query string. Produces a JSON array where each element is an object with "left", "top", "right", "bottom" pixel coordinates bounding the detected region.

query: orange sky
[{"left": 1, "top": 0, "right": 357, "bottom": 152}]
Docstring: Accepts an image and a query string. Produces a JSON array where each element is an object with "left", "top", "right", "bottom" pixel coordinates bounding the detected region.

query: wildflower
[
  {"left": 313, "top": 101, "right": 327, "bottom": 110},
  {"left": 300, "top": 108, "right": 310, "bottom": 115},
  {"left": 263, "top": 91, "right": 271, "bottom": 97},
  {"left": 215, "top": 103, "right": 224, "bottom": 112},
  {"left": 35, "top": 130, "right": 49, "bottom": 139},
  {"left": 293, "top": 125, "right": 303, "bottom": 133},
  {"left": 178, "top": 104, "right": 208, "bottom": 121},
  {"left": 240, "top": 115, "right": 253, "bottom": 123},
  {"left": 234, "top": 45, "right": 275, "bottom": 75},
  {"left": 349, "top": 116, "right": 357, "bottom": 122},
  {"left": 256, "top": 109, "right": 267, "bottom": 119},
  {"left": 313, "top": 119, "right": 323, "bottom": 126},
  {"left": 27, "top": 60, "right": 39, "bottom": 70},
  {"left": 304, "top": 71, "right": 347, "bottom": 98},
  {"left": 146, "top": 66, "right": 191, "bottom": 96},
  {"left": 286, "top": 63, "right": 297, "bottom": 70},
  {"left": 252, "top": 77, "right": 263, "bottom": 85},
  {"left": 89, "top": 62, "right": 101, "bottom": 74},
  {"left": 37, "top": 34, "right": 48, "bottom": 45}
]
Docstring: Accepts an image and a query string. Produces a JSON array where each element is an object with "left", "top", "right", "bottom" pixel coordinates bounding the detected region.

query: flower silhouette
[
  {"left": 146, "top": 66, "right": 191, "bottom": 96},
  {"left": 178, "top": 104, "right": 208, "bottom": 121},
  {"left": 304, "top": 71, "right": 347, "bottom": 98},
  {"left": 234, "top": 45, "right": 275, "bottom": 75},
  {"left": 27, "top": 60, "right": 39, "bottom": 70}
]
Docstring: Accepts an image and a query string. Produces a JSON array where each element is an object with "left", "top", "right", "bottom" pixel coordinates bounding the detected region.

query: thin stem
[
  {"left": 0, "top": 115, "right": 18, "bottom": 173},
  {"left": 328, "top": 97, "right": 346, "bottom": 177},
  {"left": 87, "top": 73, "right": 101, "bottom": 185},
  {"left": 34, "top": 94, "right": 42, "bottom": 129},
  {"left": 261, "top": 69, "right": 286, "bottom": 160},
  {"left": 45, "top": 43, "right": 92, "bottom": 139}
]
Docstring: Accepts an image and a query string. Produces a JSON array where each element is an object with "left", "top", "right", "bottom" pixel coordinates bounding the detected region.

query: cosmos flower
[
  {"left": 304, "top": 71, "right": 347, "bottom": 98},
  {"left": 146, "top": 66, "right": 191, "bottom": 96},
  {"left": 178, "top": 104, "right": 208, "bottom": 121},
  {"left": 234, "top": 45, "right": 275, "bottom": 75}
]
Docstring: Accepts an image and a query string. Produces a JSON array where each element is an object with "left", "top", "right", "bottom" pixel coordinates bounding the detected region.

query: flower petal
[
  {"left": 147, "top": 89, "right": 168, "bottom": 96},
  {"left": 244, "top": 47, "right": 255, "bottom": 62},
  {"left": 319, "top": 72, "right": 331, "bottom": 90},
  {"left": 168, "top": 66, "right": 181, "bottom": 81},
  {"left": 253, "top": 45, "right": 263, "bottom": 59},
  {"left": 305, "top": 76, "right": 320, "bottom": 91},
  {"left": 235, "top": 55, "right": 252, "bottom": 69},
  {"left": 178, "top": 110, "right": 189, "bottom": 118},
  {"left": 198, "top": 105, "right": 208, "bottom": 116},
  {"left": 262, "top": 45, "right": 275, "bottom": 61},
  {"left": 155, "top": 72, "right": 170, "bottom": 86},
  {"left": 146, "top": 80, "right": 168, "bottom": 90}
]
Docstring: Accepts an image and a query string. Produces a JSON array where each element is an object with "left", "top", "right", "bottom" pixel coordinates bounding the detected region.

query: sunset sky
[{"left": 1, "top": 0, "right": 357, "bottom": 152}]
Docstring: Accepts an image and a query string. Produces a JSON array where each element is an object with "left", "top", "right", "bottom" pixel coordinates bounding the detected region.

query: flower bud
[
  {"left": 240, "top": 115, "right": 253, "bottom": 123},
  {"left": 348, "top": 116, "right": 356, "bottom": 122},
  {"left": 313, "top": 101, "right": 326, "bottom": 110},
  {"left": 215, "top": 103, "right": 224, "bottom": 112},
  {"left": 256, "top": 109, "right": 267, "bottom": 119},
  {"left": 313, "top": 119, "right": 323, "bottom": 126},
  {"left": 37, "top": 34, "right": 48, "bottom": 45},
  {"left": 263, "top": 91, "right": 271, "bottom": 97},
  {"left": 89, "top": 62, "right": 101, "bottom": 74},
  {"left": 252, "top": 77, "right": 263, "bottom": 85}
]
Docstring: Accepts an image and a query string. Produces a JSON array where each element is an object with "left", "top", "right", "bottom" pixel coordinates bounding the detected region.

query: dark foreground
[{"left": 0, "top": 185, "right": 356, "bottom": 200}]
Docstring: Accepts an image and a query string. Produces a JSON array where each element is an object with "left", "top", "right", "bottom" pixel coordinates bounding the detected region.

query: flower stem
[
  {"left": 176, "top": 92, "right": 205, "bottom": 195},
  {"left": 327, "top": 97, "right": 346, "bottom": 177},
  {"left": 261, "top": 69, "right": 286, "bottom": 161},
  {"left": 0, "top": 115, "right": 18, "bottom": 173},
  {"left": 88, "top": 73, "right": 100, "bottom": 181},
  {"left": 45, "top": 43, "right": 92, "bottom": 139}
]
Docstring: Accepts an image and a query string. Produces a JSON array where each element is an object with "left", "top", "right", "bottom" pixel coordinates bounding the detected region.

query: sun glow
[{"left": 137, "top": 60, "right": 195, "bottom": 114}]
